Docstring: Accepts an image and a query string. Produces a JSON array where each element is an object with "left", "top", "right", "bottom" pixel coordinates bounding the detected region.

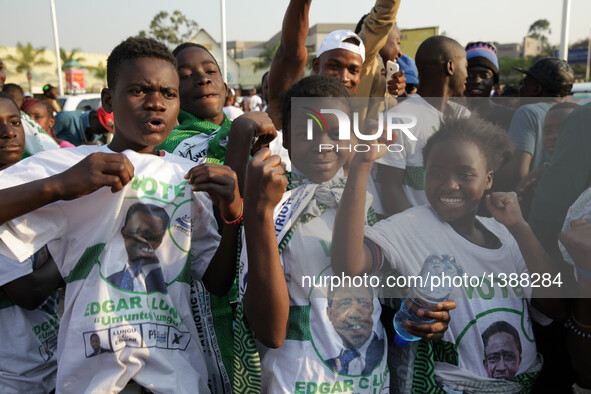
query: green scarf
[{"left": 157, "top": 109, "right": 232, "bottom": 164}]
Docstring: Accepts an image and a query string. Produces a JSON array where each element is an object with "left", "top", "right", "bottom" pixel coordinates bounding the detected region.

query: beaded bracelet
[
  {"left": 572, "top": 312, "right": 591, "bottom": 329},
  {"left": 222, "top": 198, "right": 244, "bottom": 225},
  {"left": 565, "top": 313, "right": 591, "bottom": 339}
]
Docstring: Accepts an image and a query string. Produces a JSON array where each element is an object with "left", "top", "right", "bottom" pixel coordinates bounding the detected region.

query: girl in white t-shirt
[{"left": 332, "top": 114, "right": 564, "bottom": 392}]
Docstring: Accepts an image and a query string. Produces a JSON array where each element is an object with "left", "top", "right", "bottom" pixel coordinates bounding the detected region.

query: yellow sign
[{"left": 400, "top": 26, "right": 439, "bottom": 59}]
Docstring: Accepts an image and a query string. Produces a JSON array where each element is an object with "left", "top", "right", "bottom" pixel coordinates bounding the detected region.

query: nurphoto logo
[{"left": 304, "top": 105, "right": 418, "bottom": 153}]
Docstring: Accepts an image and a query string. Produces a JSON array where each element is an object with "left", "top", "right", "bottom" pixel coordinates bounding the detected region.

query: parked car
[
  {"left": 57, "top": 93, "right": 102, "bottom": 112},
  {"left": 571, "top": 82, "right": 591, "bottom": 98}
]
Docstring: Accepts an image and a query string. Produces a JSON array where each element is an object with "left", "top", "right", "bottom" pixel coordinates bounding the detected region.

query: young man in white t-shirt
[
  {"left": 376, "top": 35, "right": 469, "bottom": 217},
  {"left": 0, "top": 37, "right": 243, "bottom": 393}
]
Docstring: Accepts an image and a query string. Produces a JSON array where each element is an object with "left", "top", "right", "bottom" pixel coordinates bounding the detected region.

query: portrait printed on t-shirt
[
  {"left": 310, "top": 284, "right": 385, "bottom": 376},
  {"left": 104, "top": 203, "right": 171, "bottom": 294},
  {"left": 481, "top": 320, "right": 523, "bottom": 380},
  {"left": 85, "top": 330, "right": 113, "bottom": 358}
]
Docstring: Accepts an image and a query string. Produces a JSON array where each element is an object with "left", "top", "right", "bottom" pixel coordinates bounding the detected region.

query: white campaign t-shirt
[
  {"left": 0, "top": 255, "right": 58, "bottom": 393},
  {"left": 0, "top": 145, "right": 220, "bottom": 393},
  {"left": 365, "top": 205, "right": 540, "bottom": 392},
  {"left": 376, "top": 95, "right": 470, "bottom": 207},
  {"left": 238, "top": 184, "right": 389, "bottom": 394}
]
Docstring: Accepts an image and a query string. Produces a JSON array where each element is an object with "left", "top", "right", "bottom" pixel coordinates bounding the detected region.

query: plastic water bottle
[{"left": 393, "top": 254, "right": 461, "bottom": 347}]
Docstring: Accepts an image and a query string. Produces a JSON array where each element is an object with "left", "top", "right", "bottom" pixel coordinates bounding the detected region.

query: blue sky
[{"left": 1, "top": 0, "right": 590, "bottom": 53}]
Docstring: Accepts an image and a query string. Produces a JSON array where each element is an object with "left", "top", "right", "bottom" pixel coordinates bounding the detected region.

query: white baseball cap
[{"left": 316, "top": 30, "right": 366, "bottom": 62}]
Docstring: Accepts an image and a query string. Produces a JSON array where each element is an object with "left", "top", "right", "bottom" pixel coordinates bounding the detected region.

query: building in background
[
  {"left": 1, "top": 26, "right": 550, "bottom": 94},
  {"left": 191, "top": 29, "right": 241, "bottom": 88},
  {"left": 226, "top": 23, "right": 356, "bottom": 89},
  {"left": 497, "top": 36, "right": 542, "bottom": 58}
]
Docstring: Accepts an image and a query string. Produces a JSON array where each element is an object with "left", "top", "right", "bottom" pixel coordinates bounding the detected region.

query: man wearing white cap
[{"left": 311, "top": 29, "right": 365, "bottom": 94}]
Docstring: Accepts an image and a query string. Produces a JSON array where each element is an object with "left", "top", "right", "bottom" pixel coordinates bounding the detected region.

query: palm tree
[
  {"left": 87, "top": 61, "right": 107, "bottom": 88},
  {"left": 60, "top": 47, "right": 85, "bottom": 70},
  {"left": 5, "top": 42, "right": 50, "bottom": 93}
]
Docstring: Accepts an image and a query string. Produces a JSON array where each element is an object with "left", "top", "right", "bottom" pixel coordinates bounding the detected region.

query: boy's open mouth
[{"left": 146, "top": 118, "right": 165, "bottom": 132}]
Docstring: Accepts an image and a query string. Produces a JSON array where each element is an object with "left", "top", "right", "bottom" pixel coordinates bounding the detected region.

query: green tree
[
  {"left": 528, "top": 19, "right": 551, "bottom": 37},
  {"left": 139, "top": 10, "right": 199, "bottom": 49},
  {"left": 527, "top": 19, "right": 555, "bottom": 56},
  {"left": 5, "top": 42, "right": 50, "bottom": 93},
  {"left": 253, "top": 42, "right": 280, "bottom": 72},
  {"left": 87, "top": 61, "right": 107, "bottom": 88},
  {"left": 60, "top": 48, "right": 85, "bottom": 70}
]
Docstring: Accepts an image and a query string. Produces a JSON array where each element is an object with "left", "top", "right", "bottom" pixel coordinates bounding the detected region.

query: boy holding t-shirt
[{"left": 0, "top": 37, "right": 242, "bottom": 393}]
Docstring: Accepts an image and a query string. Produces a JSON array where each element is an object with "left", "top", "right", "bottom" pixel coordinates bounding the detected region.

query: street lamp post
[
  {"left": 220, "top": 0, "right": 228, "bottom": 83},
  {"left": 559, "top": 0, "right": 571, "bottom": 62},
  {"left": 586, "top": 28, "right": 590, "bottom": 82},
  {"left": 49, "top": 0, "right": 64, "bottom": 96}
]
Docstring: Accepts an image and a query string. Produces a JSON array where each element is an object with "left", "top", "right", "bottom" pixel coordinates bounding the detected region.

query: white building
[{"left": 190, "top": 29, "right": 241, "bottom": 88}]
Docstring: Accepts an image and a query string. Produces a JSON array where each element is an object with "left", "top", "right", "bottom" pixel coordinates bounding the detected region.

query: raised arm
[
  {"left": 266, "top": 0, "right": 311, "bottom": 130},
  {"left": 333, "top": 131, "right": 397, "bottom": 274},
  {"left": 333, "top": 145, "right": 457, "bottom": 339},
  {"left": 0, "top": 152, "right": 134, "bottom": 226},
  {"left": 332, "top": 138, "right": 394, "bottom": 276},
  {"left": 223, "top": 111, "right": 277, "bottom": 194},
  {"left": 357, "top": 0, "right": 401, "bottom": 71},
  {"left": 243, "top": 148, "right": 289, "bottom": 348},
  {"left": 332, "top": 154, "right": 376, "bottom": 276},
  {"left": 355, "top": 0, "right": 406, "bottom": 100}
]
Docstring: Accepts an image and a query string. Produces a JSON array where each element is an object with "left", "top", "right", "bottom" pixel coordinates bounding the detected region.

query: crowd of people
[{"left": 0, "top": 0, "right": 590, "bottom": 393}]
